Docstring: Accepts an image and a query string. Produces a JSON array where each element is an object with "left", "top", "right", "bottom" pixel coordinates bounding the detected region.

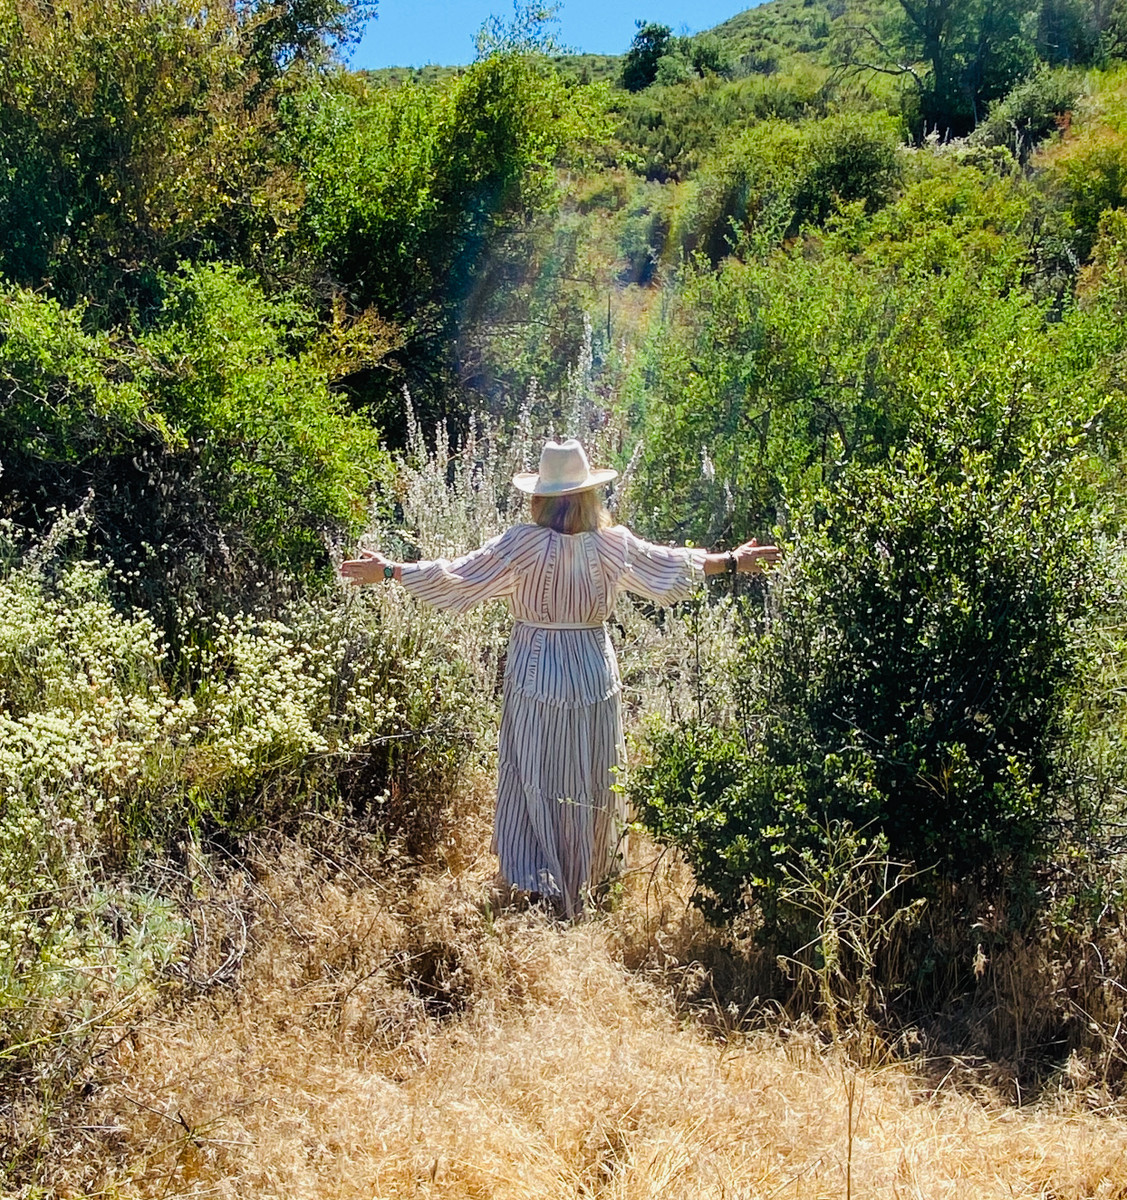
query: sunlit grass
[{"left": 48, "top": 833, "right": 1127, "bottom": 1199}]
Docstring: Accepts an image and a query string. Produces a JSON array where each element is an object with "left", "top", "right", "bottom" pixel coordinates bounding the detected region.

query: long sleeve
[
  {"left": 618, "top": 527, "right": 705, "bottom": 606},
  {"left": 400, "top": 533, "right": 518, "bottom": 614}
]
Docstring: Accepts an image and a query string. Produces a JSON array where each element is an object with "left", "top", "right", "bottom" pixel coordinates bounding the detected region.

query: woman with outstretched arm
[{"left": 341, "top": 439, "right": 780, "bottom": 919}]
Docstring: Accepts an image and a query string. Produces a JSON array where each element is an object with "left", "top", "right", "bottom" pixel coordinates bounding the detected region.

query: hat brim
[{"left": 513, "top": 468, "right": 618, "bottom": 496}]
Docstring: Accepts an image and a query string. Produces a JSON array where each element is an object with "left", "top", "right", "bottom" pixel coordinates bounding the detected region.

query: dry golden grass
[{"left": 35, "top": 801, "right": 1127, "bottom": 1200}]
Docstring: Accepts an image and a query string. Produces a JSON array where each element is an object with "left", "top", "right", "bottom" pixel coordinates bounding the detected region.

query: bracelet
[
  {"left": 383, "top": 564, "right": 395, "bottom": 581},
  {"left": 726, "top": 552, "right": 738, "bottom": 575}
]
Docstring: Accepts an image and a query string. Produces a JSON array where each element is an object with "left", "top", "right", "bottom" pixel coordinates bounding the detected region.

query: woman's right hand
[{"left": 340, "top": 548, "right": 399, "bottom": 586}]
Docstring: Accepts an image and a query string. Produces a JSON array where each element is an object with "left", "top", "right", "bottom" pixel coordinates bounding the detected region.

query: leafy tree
[
  {"left": 0, "top": 0, "right": 368, "bottom": 318},
  {"left": 289, "top": 53, "right": 607, "bottom": 431},
  {"left": 843, "top": 0, "right": 1039, "bottom": 136},
  {"left": 1100, "top": 0, "right": 1127, "bottom": 59},
  {"left": 621, "top": 21, "right": 674, "bottom": 92},
  {"left": 474, "top": 0, "right": 567, "bottom": 57}
]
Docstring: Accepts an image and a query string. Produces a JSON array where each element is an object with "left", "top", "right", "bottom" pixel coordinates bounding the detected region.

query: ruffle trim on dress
[{"left": 503, "top": 680, "right": 623, "bottom": 708}]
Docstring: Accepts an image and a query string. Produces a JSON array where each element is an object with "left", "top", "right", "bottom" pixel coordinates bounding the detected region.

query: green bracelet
[{"left": 383, "top": 564, "right": 395, "bottom": 581}]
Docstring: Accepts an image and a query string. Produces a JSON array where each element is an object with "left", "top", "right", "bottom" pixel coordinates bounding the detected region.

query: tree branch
[{"left": 838, "top": 23, "right": 925, "bottom": 90}]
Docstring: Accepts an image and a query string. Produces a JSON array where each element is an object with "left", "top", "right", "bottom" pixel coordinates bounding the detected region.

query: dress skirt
[{"left": 493, "top": 683, "right": 627, "bottom": 918}]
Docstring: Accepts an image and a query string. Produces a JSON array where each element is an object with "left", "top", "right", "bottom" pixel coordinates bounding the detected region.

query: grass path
[{"left": 43, "top": 820, "right": 1127, "bottom": 1199}]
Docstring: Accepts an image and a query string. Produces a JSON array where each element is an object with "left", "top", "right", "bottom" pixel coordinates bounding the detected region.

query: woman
[{"left": 341, "top": 439, "right": 780, "bottom": 918}]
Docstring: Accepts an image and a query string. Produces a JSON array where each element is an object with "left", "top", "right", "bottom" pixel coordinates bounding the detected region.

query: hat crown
[
  {"left": 511, "top": 438, "right": 617, "bottom": 495},
  {"left": 538, "top": 439, "right": 589, "bottom": 489}
]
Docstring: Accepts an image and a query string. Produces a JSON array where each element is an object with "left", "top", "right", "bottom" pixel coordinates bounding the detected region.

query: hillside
[{"left": 709, "top": 0, "right": 847, "bottom": 68}]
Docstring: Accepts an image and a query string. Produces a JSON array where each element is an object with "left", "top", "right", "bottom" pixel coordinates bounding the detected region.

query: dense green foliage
[
  {"left": 0, "top": 0, "right": 367, "bottom": 318},
  {"left": 622, "top": 40, "right": 1127, "bottom": 946},
  {"left": 0, "top": 0, "right": 609, "bottom": 589},
  {"left": 624, "top": 247, "right": 1044, "bottom": 545},
  {"left": 0, "top": 265, "right": 388, "bottom": 583},
  {"left": 626, "top": 142, "right": 1127, "bottom": 923},
  {"left": 634, "top": 445, "right": 1095, "bottom": 924},
  {"left": 287, "top": 54, "right": 607, "bottom": 426},
  {"left": 675, "top": 112, "right": 904, "bottom": 262},
  {"left": 971, "top": 65, "right": 1084, "bottom": 160}
]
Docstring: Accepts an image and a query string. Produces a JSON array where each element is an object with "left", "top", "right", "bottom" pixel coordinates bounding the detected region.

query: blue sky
[{"left": 349, "top": 1, "right": 758, "bottom": 71}]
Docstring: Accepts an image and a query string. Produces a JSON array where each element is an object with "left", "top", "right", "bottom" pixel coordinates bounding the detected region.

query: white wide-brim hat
[{"left": 513, "top": 438, "right": 617, "bottom": 496}]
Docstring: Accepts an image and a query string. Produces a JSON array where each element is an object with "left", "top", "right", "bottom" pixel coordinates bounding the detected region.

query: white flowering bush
[
  {"left": 0, "top": 540, "right": 197, "bottom": 1130},
  {"left": 0, "top": 514, "right": 508, "bottom": 1126}
]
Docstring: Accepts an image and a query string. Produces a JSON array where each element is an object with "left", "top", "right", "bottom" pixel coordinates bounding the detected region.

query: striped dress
[{"left": 401, "top": 522, "right": 705, "bottom": 918}]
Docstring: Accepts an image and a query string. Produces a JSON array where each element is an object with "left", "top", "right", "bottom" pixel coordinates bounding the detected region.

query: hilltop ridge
[{"left": 364, "top": 0, "right": 849, "bottom": 82}]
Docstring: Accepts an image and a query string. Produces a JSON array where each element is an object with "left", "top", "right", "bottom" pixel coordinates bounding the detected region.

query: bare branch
[
  {"left": 838, "top": 22, "right": 925, "bottom": 89},
  {"left": 847, "top": 58, "right": 926, "bottom": 88}
]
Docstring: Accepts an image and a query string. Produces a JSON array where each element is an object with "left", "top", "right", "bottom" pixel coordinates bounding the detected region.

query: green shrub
[
  {"left": 832, "top": 156, "right": 1033, "bottom": 278},
  {"left": 971, "top": 67, "right": 1082, "bottom": 161},
  {"left": 625, "top": 247, "right": 1050, "bottom": 546},
  {"left": 633, "top": 445, "right": 1094, "bottom": 926},
  {"left": 0, "top": 496, "right": 506, "bottom": 870},
  {"left": 654, "top": 51, "right": 694, "bottom": 89},
  {"left": 611, "top": 68, "right": 823, "bottom": 182},
  {"left": 0, "top": 265, "right": 388, "bottom": 585},
  {"left": 689, "top": 33, "right": 733, "bottom": 79},
  {"left": 794, "top": 112, "right": 905, "bottom": 226},
  {"left": 137, "top": 263, "right": 387, "bottom": 572},
  {"left": 677, "top": 119, "right": 808, "bottom": 259},
  {"left": 1045, "top": 126, "right": 1127, "bottom": 261},
  {"left": 678, "top": 112, "right": 903, "bottom": 260}
]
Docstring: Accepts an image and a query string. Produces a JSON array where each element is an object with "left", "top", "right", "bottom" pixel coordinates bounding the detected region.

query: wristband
[
  {"left": 383, "top": 564, "right": 395, "bottom": 581},
  {"left": 726, "top": 552, "right": 737, "bottom": 575}
]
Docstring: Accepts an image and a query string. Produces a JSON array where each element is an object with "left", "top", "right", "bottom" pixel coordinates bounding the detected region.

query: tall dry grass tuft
[{"left": 33, "top": 833, "right": 1127, "bottom": 1200}]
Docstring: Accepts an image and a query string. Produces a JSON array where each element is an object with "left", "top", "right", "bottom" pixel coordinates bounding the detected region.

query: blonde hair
[{"left": 530, "top": 489, "right": 612, "bottom": 535}]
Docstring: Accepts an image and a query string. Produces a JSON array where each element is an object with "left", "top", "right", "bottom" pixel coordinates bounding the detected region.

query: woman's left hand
[
  {"left": 733, "top": 539, "right": 782, "bottom": 572},
  {"left": 340, "top": 548, "right": 396, "bottom": 586}
]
